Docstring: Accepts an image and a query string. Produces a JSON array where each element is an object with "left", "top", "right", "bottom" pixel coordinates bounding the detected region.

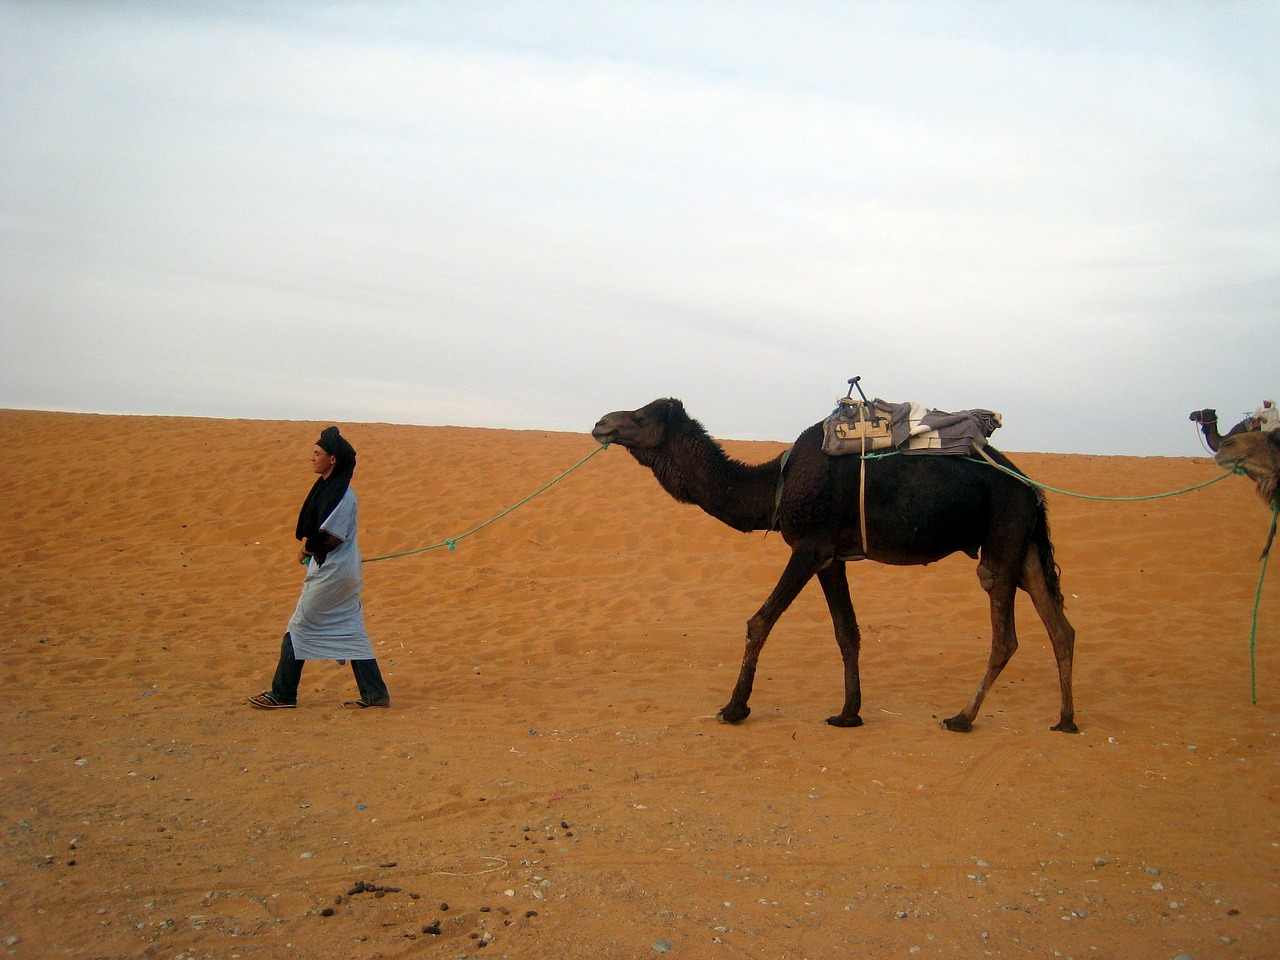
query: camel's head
[
  {"left": 1215, "top": 430, "right": 1280, "bottom": 506},
  {"left": 1189, "top": 408, "right": 1217, "bottom": 425},
  {"left": 592, "top": 398, "right": 690, "bottom": 454}
]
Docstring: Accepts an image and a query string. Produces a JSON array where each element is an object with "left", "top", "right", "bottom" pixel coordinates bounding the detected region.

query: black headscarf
[{"left": 295, "top": 426, "right": 357, "bottom": 565}]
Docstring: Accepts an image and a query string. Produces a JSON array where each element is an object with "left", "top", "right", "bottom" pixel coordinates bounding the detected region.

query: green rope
[
  {"left": 863, "top": 448, "right": 1236, "bottom": 502},
  {"left": 866, "top": 446, "right": 1267, "bottom": 701},
  {"left": 971, "top": 448, "right": 1273, "bottom": 702},
  {"left": 362, "top": 443, "right": 609, "bottom": 564},
  {"left": 1249, "top": 503, "right": 1279, "bottom": 705},
  {"left": 974, "top": 450, "right": 1272, "bottom": 704},
  {"left": 975, "top": 451, "right": 1236, "bottom": 501},
  {"left": 362, "top": 435, "right": 1271, "bottom": 702}
]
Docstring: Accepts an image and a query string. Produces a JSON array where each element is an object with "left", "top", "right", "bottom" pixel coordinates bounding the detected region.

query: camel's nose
[{"left": 592, "top": 415, "right": 619, "bottom": 444}]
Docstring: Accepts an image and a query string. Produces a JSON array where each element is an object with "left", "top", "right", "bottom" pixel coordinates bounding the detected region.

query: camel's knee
[
  {"left": 746, "top": 613, "right": 772, "bottom": 643},
  {"left": 976, "top": 563, "right": 995, "bottom": 593}
]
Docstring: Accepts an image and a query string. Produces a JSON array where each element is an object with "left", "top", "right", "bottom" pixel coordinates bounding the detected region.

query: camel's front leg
[
  {"left": 817, "top": 561, "right": 863, "bottom": 727},
  {"left": 718, "top": 548, "right": 825, "bottom": 724}
]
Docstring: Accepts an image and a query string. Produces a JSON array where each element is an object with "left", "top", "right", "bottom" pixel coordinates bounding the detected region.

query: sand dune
[{"left": 3, "top": 409, "right": 1277, "bottom": 959}]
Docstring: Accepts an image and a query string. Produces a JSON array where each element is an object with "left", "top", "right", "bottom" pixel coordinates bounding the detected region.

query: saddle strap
[
  {"left": 859, "top": 435, "right": 869, "bottom": 556},
  {"left": 771, "top": 446, "right": 792, "bottom": 532}
]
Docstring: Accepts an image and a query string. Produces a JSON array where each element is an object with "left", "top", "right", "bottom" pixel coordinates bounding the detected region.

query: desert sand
[{"left": 3, "top": 408, "right": 1278, "bottom": 960}]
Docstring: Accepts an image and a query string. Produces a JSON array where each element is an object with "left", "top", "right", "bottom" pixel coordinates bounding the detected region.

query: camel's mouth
[
  {"left": 1214, "top": 454, "right": 1247, "bottom": 474},
  {"left": 591, "top": 415, "right": 632, "bottom": 448},
  {"left": 591, "top": 426, "right": 621, "bottom": 447}
]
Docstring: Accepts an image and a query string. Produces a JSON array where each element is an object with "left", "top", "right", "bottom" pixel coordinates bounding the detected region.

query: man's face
[{"left": 310, "top": 444, "right": 336, "bottom": 478}]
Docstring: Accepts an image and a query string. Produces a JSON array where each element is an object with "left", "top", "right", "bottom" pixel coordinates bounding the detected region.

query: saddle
[
  {"left": 820, "top": 382, "right": 1002, "bottom": 459},
  {"left": 816, "top": 378, "right": 1004, "bottom": 560},
  {"left": 821, "top": 397, "right": 897, "bottom": 456}
]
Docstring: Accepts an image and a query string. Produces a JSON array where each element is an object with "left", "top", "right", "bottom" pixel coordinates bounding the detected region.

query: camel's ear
[{"left": 657, "top": 398, "right": 687, "bottom": 423}]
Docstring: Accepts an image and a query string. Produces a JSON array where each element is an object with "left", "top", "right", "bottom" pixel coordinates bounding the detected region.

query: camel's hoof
[
  {"left": 1051, "top": 718, "right": 1079, "bottom": 734},
  {"left": 716, "top": 704, "right": 750, "bottom": 725},
  {"left": 941, "top": 715, "right": 973, "bottom": 733},
  {"left": 825, "top": 713, "right": 863, "bottom": 728}
]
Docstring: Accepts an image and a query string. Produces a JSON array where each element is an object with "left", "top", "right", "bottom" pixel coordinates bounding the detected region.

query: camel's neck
[
  {"left": 636, "top": 431, "right": 781, "bottom": 533},
  {"left": 1199, "top": 421, "right": 1223, "bottom": 452}
]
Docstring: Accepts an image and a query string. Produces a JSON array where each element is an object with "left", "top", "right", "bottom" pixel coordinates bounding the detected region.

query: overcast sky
[{"left": 2, "top": 1, "right": 1277, "bottom": 456}]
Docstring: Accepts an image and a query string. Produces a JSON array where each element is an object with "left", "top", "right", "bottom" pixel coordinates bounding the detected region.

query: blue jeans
[{"left": 270, "top": 632, "right": 389, "bottom": 704}]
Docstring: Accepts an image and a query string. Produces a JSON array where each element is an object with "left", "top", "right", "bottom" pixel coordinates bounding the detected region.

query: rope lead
[
  {"left": 363, "top": 433, "right": 1271, "bottom": 704},
  {"left": 1250, "top": 502, "right": 1279, "bottom": 705},
  {"left": 361, "top": 443, "right": 609, "bottom": 563},
  {"left": 970, "top": 445, "right": 1237, "bottom": 501}
]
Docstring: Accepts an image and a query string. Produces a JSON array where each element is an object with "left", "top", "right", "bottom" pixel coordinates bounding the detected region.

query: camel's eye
[{"left": 634, "top": 415, "right": 648, "bottom": 427}]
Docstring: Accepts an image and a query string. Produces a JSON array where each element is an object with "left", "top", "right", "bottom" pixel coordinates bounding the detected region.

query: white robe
[
  {"left": 287, "top": 487, "right": 375, "bottom": 660},
  {"left": 1257, "top": 403, "right": 1280, "bottom": 433}
]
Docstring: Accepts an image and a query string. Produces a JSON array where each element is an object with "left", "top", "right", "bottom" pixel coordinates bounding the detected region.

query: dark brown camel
[
  {"left": 1215, "top": 429, "right": 1280, "bottom": 558},
  {"left": 1189, "top": 408, "right": 1257, "bottom": 452},
  {"left": 592, "top": 398, "right": 1077, "bottom": 733},
  {"left": 1215, "top": 430, "right": 1280, "bottom": 508}
]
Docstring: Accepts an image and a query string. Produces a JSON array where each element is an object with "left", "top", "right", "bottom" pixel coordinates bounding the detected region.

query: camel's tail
[
  {"left": 981, "top": 445, "right": 1065, "bottom": 608},
  {"left": 1033, "top": 501, "right": 1066, "bottom": 609}
]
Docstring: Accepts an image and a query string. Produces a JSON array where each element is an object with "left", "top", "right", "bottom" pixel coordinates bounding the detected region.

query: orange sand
[{"left": 3, "top": 409, "right": 1278, "bottom": 959}]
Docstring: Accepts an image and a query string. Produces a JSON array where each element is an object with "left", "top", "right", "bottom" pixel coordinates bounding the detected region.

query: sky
[{"left": 2, "top": 1, "right": 1277, "bottom": 456}]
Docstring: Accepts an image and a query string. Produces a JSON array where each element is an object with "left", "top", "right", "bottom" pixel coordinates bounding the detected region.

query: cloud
[{"left": 1, "top": 2, "right": 1277, "bottom": 456}]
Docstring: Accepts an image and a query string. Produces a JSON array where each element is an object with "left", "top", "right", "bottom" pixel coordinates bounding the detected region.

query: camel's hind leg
[
  {"left": 718, "top": 546, "right": 825, "bottom": 725},
  {"left": 1019, "top": 546, "right": 1078, "bottom": 732},
  {"left": 943, "top": 560, "right": 1019, "bottom": 733}
]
